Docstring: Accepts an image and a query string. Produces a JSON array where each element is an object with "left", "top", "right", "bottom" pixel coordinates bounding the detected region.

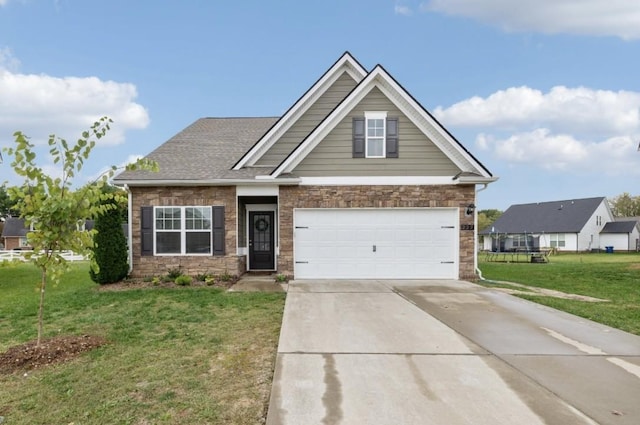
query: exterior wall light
[{"left": 465, "top": 203, "right": 476, "bottom": 216}]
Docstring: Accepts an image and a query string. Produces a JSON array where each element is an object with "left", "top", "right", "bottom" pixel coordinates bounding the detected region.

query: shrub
[
  {"left": 175, "top": 275, "right": 192, "bottom": 286},
  {"left": 275, "top": 273, "right": 288, "bottom": 283},
  {"left": 167, "top": 267, "right": 183, "bottom": 280},
  {"left": 195, "top": 272, "right": 212, "bottom": 282},
  {"left": 90, "top": 199, "right": 128, "bottom": 284}
]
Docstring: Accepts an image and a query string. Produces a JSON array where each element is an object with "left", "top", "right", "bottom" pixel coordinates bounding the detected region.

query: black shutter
[
  {"left": 141, "top": 206, "right": 153, "bottom": 256},
  {"left": 352, "top": 117, "right": 365, "bottom": 158},
  {"left": 386, "top": 117, "right": 399, "bottom": 158},
  {"left": 212, "top": 206, "right": 225, "bottom": 256}
]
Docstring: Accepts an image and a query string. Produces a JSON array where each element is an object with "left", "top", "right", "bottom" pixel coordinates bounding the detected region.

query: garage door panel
[{"left": 294, "top": 209, "right": 458, "bottom": 279}]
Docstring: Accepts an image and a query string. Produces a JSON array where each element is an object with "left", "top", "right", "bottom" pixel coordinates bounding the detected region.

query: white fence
[{"left": 0, "top": 250, "right": 88, "bottom": 262}]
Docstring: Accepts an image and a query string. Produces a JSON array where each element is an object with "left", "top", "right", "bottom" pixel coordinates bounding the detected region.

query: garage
[{"left": 293, "top": 208, "right": 459, "bottom": 279}]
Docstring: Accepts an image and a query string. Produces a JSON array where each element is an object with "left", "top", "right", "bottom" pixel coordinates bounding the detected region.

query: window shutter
[
  {"left": 352, "top": 117, "right": 365, "bottom": 158},
  {"left": 386, "top": 117, "right": 399, "bottom": 158},
  {"left": 212, "top": 206, "right": 225, "bottom": 256},
  {"left": 141, "top": 206, "right": 154, "bottom": 256}
]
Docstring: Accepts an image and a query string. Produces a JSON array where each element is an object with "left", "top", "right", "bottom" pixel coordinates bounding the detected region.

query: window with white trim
[
  {"left": 365, "top": 111, "right": 387, "bottom": 158},
  {"left": 549, "top": 233, "right": 565, "bottom": 248},
  {"left": 155, "top": 206, "right": 212, "bottom": 255}
]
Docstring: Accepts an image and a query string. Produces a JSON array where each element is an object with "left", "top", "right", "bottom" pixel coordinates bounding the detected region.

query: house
[
  {"left": 113, "top": 52, "right": 497, "bottom": 280},
  {"left": 1, "top": 217, "right": 30, "bottom": 250},
  {"left": 479, "top": 197, "right": 619, "bottom": 252},
  {"left": 600, "top": 220, "right": 640, "bottom": 251},
  {"left": 0, "top": 217, "right": 95, "bottom": 250}
]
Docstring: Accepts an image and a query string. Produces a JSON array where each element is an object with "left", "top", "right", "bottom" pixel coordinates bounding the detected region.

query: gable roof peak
[
  {"left": 270, "top": 59, "right": 494, "bottom": 181},
  {"left": 232, "top": 51, "right": 368, "bottom": 170}
]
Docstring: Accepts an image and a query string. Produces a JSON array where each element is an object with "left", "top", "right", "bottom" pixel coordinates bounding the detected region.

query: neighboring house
[
  {"left": 113, "top": 52, "right": 497, "bottom": 280},
  {"left": 0, "top": 217, "right": 95, "bottom": 250},
  {"left": 1, "top": 217, "right": 31, "bottom": 250},
  {"left": 479, "top": 197, "right": 617, "bottom": 252},
  {"left": 600, "top": 221, "right": 640, "bottom": 251}
]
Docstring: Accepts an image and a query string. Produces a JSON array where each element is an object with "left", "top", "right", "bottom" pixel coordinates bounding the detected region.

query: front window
[
  {"left": 155, "top": 207, "right": 212, "bottom": 255},
  {"left": 19, "top": 237, "right": 29, "bottom": 247},
  {"left": 365, "top": 112, "right": 386, "bottom": 158}
]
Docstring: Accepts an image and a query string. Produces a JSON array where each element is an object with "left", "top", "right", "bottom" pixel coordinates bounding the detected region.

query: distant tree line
[{"left": 610, "top": 193, "right": 640, "bottom": 217}]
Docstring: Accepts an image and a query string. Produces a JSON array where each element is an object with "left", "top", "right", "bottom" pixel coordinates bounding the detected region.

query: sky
[{"left": 0, "top": 0, "right": 639, "bottom": 211}]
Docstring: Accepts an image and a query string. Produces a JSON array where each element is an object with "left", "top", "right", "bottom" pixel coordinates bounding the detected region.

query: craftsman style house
[{"left": 114, "top": 52, "right": 496, "bottom": 279}]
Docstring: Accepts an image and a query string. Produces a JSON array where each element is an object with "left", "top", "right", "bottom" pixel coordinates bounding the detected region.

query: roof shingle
[
  {"left": 479, "top": 197, "right": 606, "bottom": 234},
  {"left": 114, "top": 117, "right": 278, "bottom": 182}
]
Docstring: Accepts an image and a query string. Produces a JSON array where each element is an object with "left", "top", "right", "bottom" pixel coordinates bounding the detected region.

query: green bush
[
  {"left": 90, "top": 200, "right": 128, "bottom": 284},
  {"left": 167, "top": 267, "right": 183, "bottom": 280},
  {"left": 175, "top": 275, "right": 192, "bottom": 286}
]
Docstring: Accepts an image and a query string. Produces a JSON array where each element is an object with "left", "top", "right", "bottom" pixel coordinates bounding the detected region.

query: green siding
[
  {"left": 255, "top": 72, "right": 358, "bottom": 166},
  {"left": 292, "top": 87, "right": 461, "bottom": 176}
]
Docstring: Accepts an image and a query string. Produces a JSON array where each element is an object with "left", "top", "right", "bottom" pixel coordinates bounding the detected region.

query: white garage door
[{"left": 294, "top": 208, "right": 458, "bottom": 279}]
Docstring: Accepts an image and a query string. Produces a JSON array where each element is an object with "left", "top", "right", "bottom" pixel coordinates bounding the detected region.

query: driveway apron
[{"left": 266, "top": 280, "right": 640, "bottom": 425}]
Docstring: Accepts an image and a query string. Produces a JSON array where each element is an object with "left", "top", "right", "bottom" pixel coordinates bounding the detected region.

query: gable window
[
  {"left": 365, "top": 112, "right": 386, "bottom": 158},
  {"left": 352, "top": 113, "right": 399, "bottom": 158},
  {"left": 155, "top": 206, "right": 212, "bottom": 255}
]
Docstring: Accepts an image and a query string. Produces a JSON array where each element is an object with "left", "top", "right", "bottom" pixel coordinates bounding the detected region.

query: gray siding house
[
  {"left": 114, "top": 52, "right": 497, "bottom": 280},
  {"left": 479, "top": 197, "right": 639, "bottom": 252}
]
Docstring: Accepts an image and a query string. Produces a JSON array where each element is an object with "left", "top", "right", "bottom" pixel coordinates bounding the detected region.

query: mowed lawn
[
  {"left": 479, "top": 252, "right": 640, "bottom": 335},
  {"left": 0, "top": 262, "right": 285, "bottom": 425}
]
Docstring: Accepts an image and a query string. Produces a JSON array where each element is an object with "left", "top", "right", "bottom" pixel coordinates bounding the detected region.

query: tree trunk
[{"left": 37, "top": 268, "right": 47, "bottom": 347}]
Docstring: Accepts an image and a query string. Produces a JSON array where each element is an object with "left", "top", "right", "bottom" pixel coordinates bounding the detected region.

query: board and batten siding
[
  {"left": 292, "top": 87, "right": 461, "bottom": 176},
  {"left": 255, "top": 71, "right": 358, "bottom": 166}
]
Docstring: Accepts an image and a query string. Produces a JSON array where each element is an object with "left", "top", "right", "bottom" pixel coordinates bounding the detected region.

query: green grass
[
  {"left": 0, "top": 261, "right": 285, "bottom": 424},
  {"left": 479, "top": 252, "right": 640, "bottom": 335}
]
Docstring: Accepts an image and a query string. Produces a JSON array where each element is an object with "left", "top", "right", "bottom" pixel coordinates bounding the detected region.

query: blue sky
[{"left": 1, "top": 0, "right": 639, "bottom": 210}]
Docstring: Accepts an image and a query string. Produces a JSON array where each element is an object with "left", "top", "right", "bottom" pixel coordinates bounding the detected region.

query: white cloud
[
  {"left": 484, "top": 130, "right": 639, "bottom": 175},
  {"left": 0, "top": 51, "right": 149, "bottom": 148},
  {"left": 0, "top": 47, "right": 20, "bottom": 71},
  {"left": 421, "top": 0, "right": 640, "bottom": 40},
  {"left": 395, "top": 1, "right": 413, "bottom": 16},
  {"left": 436, "top": 85, "right": 640, "bottom": 175},
  {"left": 0, "top": 0, "right": 8, "bottom": 6},
  {"left": 434, "top": 86, "right": 640, "bottom": 137}
]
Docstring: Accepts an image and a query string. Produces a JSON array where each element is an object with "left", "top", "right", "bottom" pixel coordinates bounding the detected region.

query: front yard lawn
[
  {"left": 479, "top": 252, "right": 640, "bottom": 335},
  {"left": 0, "top": 262, "right": 285, "bottom": 425}
]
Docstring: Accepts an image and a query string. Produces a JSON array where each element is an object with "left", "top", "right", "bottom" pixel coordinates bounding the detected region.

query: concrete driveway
[{"left": 266, "top": 280, "right": 640, "bottom": 425}]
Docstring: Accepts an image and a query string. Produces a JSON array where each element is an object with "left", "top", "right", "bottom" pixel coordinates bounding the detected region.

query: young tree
[
  {"left": 90, "top": 186, "right": 129, "bottom": 284},
  {"left": 3, "top": 117, "right": 157, "bottom": 346}
]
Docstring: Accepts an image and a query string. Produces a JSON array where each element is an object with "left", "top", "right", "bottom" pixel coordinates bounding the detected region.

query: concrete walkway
[{"left": 266, "top": 280, "right": 640, "bottom": 425}]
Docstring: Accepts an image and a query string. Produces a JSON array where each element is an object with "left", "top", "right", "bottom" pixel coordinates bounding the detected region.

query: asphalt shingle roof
[
  {"left": 601, "top": 221, "right": 638, "bottom": 233},
  {"left": 479, "top": 197, "right": 606, "bottom": 235},
  {"left": 114, "top": 117, "right": 279, "bottom": 182},
  {"left": 1, "top": 217, "right": 29, "bottom": 238}
]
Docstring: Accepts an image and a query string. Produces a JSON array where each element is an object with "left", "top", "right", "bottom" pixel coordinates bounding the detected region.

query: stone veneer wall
[
  {"left": 278, "top": 185, "right": 477, "bottom": 280},
  {"left": 129, "top": 186, "right": 244, "bottom": 278}
]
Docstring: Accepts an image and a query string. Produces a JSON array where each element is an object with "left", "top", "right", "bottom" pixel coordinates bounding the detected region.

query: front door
[{"left": 249, "top": 211, "right": 275, "bottom": 270}]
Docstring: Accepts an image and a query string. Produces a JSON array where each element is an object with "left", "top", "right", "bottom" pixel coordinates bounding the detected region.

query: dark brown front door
[{"left": 249, "top": 211, "right": 275, "bottom": 270}]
